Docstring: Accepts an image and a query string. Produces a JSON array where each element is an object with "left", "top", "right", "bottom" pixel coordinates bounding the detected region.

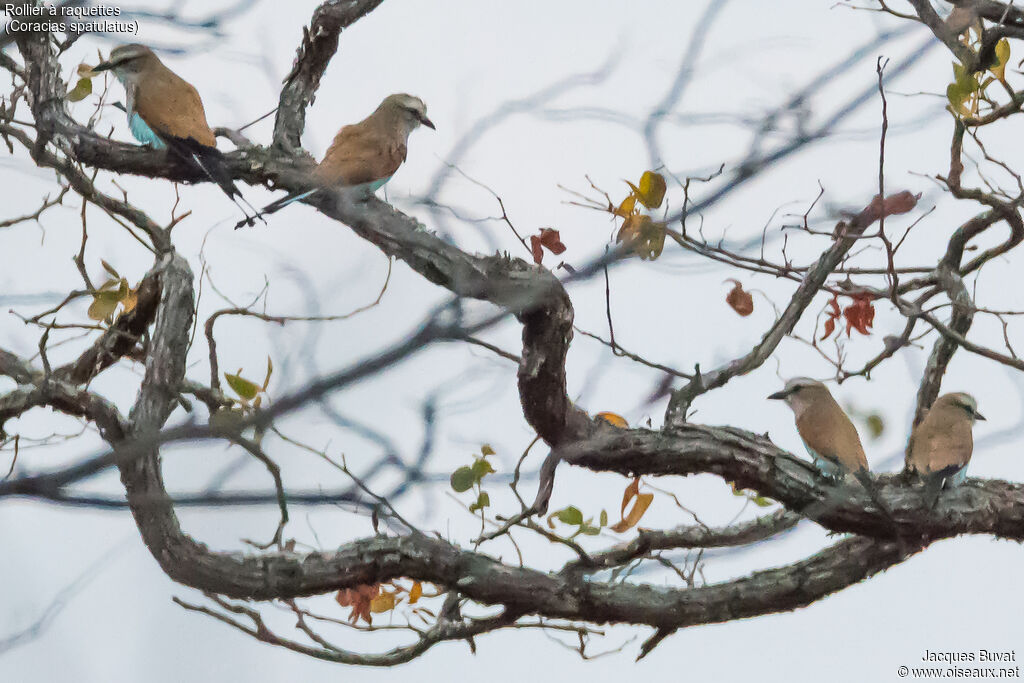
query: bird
[
  {"left": 907, "top": 392, "right": 986, "bottom": 508},
  {"left": 768, "top": 378, "right": 869, "bottom": 479},
  {"left": 768, "top": 377, "right": 899, "bottom": 532},
  {"left": 92, "top": 44, "right": 261, "bottom": 224},
  {"left": 238, "top": 93, "right": 435, "bottom": 228}
]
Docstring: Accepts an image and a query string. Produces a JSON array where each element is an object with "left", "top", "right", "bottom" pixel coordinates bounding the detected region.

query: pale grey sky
[{"left": 2, "top": 1, "right": 1022, "bottom": 682}]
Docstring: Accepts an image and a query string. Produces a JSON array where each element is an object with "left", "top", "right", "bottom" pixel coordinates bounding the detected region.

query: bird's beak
[
  {"left": 92, "top": 60, "right": 114, "bottom": 73},
  {"left": 974, "top": 411, "right": 987, "bottom": 421},
  {"left": 767, "top": 390, "right": 789, "bottom": 400},
  {"left": 419, "top": 115, "right": 436, "bottom": 130}
]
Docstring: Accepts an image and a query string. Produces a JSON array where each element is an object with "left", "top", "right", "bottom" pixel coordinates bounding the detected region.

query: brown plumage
[
  {"left": 769, "top": 378, "right": 868, "bottom": 475},
  {"left": 130, "top": 57, "right": 216, "bottom": 147},
  {"left": 94, "top": 44, "right": 259, "bottom": 224},
  {"left": 907, "top": 392, "right": 984, "bottom": 478}
]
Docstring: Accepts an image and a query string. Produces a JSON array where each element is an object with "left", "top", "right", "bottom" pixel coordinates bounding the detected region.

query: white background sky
[{"left": 1, "top": 1, "right": 1023, "bottom": 681}]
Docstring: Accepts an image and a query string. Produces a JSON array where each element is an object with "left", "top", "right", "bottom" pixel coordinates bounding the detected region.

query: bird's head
[
  {"left": 768, "top": 377, "right": 832, "bottom": 415},
  {"left": 381, "top": 93, "right": 435, "bottom": 133},
  {"left": 92, "top": 44, "right": 159, "bottom": 83},
  {"left": 933, "top": 392, "right": 986, "bottom": 422}
]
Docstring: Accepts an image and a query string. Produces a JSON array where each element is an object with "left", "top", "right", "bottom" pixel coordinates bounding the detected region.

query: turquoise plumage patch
[{"left": 128, "top": 113, "right": 166, "bottom": 149}]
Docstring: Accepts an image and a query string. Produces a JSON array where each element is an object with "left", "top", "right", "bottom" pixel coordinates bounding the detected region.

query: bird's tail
[
  {"left": 923, "top": 472, "right": 946, "bottom": 510},
  {"left": 853, "top": 468, "right": 908, "bottom": 556},
  {"left": 164, "top": 136, "right": 264, "bottom": 227},
  {"left": 234, "top": 189, "right": 317, "bottom": 230}
]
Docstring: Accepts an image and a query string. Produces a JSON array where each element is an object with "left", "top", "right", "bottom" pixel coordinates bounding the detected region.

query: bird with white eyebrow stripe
[
  {"left": 239, "top": 93, "right": 435, "bottom": 228},
  {"left": 92, "top": 43, "right": 261, "bottom": 225},
  {"left": 907, "top": 392, "right": 986, "bottom": 508}
]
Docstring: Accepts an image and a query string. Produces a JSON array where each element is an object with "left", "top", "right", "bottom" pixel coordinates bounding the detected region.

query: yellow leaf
[
  {"left": 620, "top": 477, "right": 639, "bottom": 517},
  {"left": 262, "top": 356, "right": 273, "bottom": 392},
  {"left": 615, "top": 194, "right": 637, "bottom": 218},
  {"left": 87, "top": 291, "right": 121, "bottom": 321},
  {"left": 595, "top": 411, "right": 628, "bottom": 428},
  {"left": 610, "top": 492, "right": 654, "bottom": 533},
  {"left": 409, "top": 581, "right": 423, "bottom": 604},
  {"left": 77, "top": 63, "right": 96, "bottom": 78},
  {"left": 100, "top": 259, "right": 120, "bottom": 279},
  {"left": 370, "top": 591, "right": 398, "bottom": 613},
  {"left": 991, "top": 38, "right": 1011, "bottom": 81},
  {"left": 637, "top": 171, "right": 667, "bottom": 209},
  {"left": 480, "top": 444, "right": 495, "bottom": 456},
  {"left": 120, "top": 287, "right": 138, "bottom": 315}
]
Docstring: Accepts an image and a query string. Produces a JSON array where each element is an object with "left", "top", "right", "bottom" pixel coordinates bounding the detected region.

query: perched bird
[
  {"left": 239, "top": 93, "right": 434, "bottom": 228},
  {"left": 92, "top": 44, "right": 260, "bottom": 224},
  {"left": 907, "top": 392, "right": 986, "bottom": 507},
  {"left": 768, "top": 378, "right": 869, "bottom": 479}
]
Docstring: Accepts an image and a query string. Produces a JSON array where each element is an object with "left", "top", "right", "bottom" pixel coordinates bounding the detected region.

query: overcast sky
[{"left": 2, "top": 1, "right": 1023, "bottom": 682}]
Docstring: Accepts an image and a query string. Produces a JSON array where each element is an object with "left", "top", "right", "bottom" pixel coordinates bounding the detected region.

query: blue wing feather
[{"left": 128, "top": 113, "right": 166, "bottom": 149}]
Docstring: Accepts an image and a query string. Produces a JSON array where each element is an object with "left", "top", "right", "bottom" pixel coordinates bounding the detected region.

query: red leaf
[
  {"left": 336, "top": 583, "right": 381, "bottom": 625},
  {"left": 538, "top": 228, "right": 566, "bottom": 255},
  {"left": 843, "top": 295, "right": 875, "bottom": 337},
  {"left": 529, "top": 234, "right": 544, "bottom": 264},
  {"left": 724, "top": 279, "right": 754, "bottom": 316},
  {"left": 859, "top": 191, "right": 921, "bottom": 225},
  {"left": 819, "top": 294, "right": 841, "bottom": 340},
  {"left": 529, "top": 229, "right": 566, "bottom": 265}
]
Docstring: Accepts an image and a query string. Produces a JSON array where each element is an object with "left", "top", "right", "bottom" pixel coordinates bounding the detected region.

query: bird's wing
[
  {"left": 909, "top": 415, "right": 972, "bottom": 474},
  {"left": 134, "top": 66, "right": 216, "bottom": 148},
  {"left": 316, "top": 124, "right": 407, "bottom": 187},
  {"left": 796, "top": 405, "right": 867, "bottom": 473}
]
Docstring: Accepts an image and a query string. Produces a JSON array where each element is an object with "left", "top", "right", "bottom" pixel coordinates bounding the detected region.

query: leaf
[
  {"left": 469, "top": 491, "right": 490, "bottom": 513},
  {"left": 450, "top": 466, "right": 475, "bottom": 493},
  {"left": 77, "top": 63, "right": 96, "bottom": 78},
  {"left": 262, "top": 356, "right": 273, "bottom": 391},
  {"left": 751, "top": 496, "right": 774, "bottom": 508},
  {"left": 552, "top": 505, "right": 583, "bottom": 526},
  {"left": 990, "top": 38, "right": 1011, "bottom": 81},
  {"left": 615, "top": 194, "right": 637, "bottom": 218},
  {"left": 66, "top": 77, "right": 92, "bottom": 103},
  {"left": 620, "top": 478, "right": 640, "bottom": 517},
  {"left": 336, "top": 583, "right": 380, "bottom": 625},
  {"left": 120, "top": 287, "right": 138, "bottom": 315},
  {"left": 637, "top": 171, "right": 667, "bottom": 209},
  {"left": 225, "top": 370, "right": 260, "bottom": 401},
  {"left": 408, "top": 581, "right": 423, "bottom": 604},
  {"left": 616, "top": 214, "right": 666, "bottom": 260},
  {"left": 470, "top": 457, "right": 495, "bottom": 480},
  {"left": 865, "top": 413, "right": 885, "bottom": 440},
  {"left": 599, "top": 509, "right": 608, "bottom": 527},
  {"left": 859, "top": 191, "right": 921, "bottom": 225},
  {"left": 626, "top": 172, "right": 667, "bottom": 210},
  {"left": 480, "top": 444, "right": 495, "bottom": 457},
  {"left": 595, "top": 411, "right": 628, "bottom": 428},
  {"left": 369, "top": 591, "right": 398, "bottom": 614},
  {"left": 725, "top": 279, "right": 754, "bottom": 316},
  {"left": 529, "top": 234, "right": 544, "bottom": 264},
  {"left": 610, "top": 492, "right": 654, "bottom": 533},
  {"left": 578, "top": 524, "right": 601, "bottom": 536},
  {"left": 100, "top": 259, "right": 120, "bottom": 279},
  {"left": 87, "top": 290, "right": 121, "bottom": 321},
  {"left": 843, "top": 294, "right": 875, "bottom": 337},
  {"left": 820, "top": 294, "right": 841, "bottom": 341}
]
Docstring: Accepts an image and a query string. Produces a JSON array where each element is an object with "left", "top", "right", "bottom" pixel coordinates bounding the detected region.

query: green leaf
[
  {"left": 470, "top": 457, "right": 495, "bottom": 480},
  {"left": 469, "top": 491, "right": 490, "bottom": 513},
  {"left": 100, "top": 259, "right": 120, "bottom": 279},
  {"left": 225, "top": 370, "right": 260, "bottom": 401},
  {"left": 752, "top": 496, "right": 774, "bottom": 508},
  {"left": 865, "top": 413, "right": 885, "bottom": 440},
  {"left": 450, "top": 466, "right": 475, "bottom": 493},
  {"left": 578, "top": 524, "right": 601, "bottom": 536},
  {"left": 66, "top": 77, "right": 92, "bottom": 103},
  {"left": 599, "top": 509, "right": 608, "bottom": 527},
  {"left": 480, "top": 444, "right": 495, "bottom": 456},
  {"left": 554, "top": 506, "right": 583, "bottom": 526},
  {"left": 991, "top": 38, "right": 1011, "bottom": 80}
]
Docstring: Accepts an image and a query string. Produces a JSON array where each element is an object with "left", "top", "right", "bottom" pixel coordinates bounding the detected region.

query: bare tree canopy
[{"left": 1, "top": 1, "right": 1023, "bottom": 680}]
